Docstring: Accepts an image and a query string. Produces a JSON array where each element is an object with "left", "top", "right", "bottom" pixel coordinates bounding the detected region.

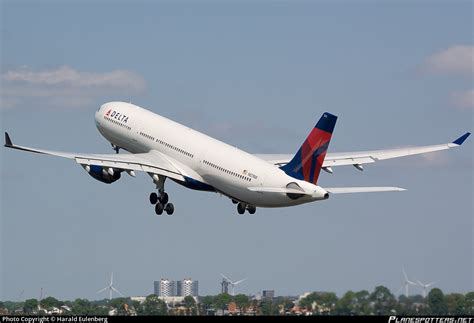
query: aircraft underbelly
[{"left": 203, "top": 174, "right": 310, "bottom": 208}]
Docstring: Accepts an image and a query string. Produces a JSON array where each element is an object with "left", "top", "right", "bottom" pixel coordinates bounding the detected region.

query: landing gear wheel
[
  {"left": 150, "top": 192, "right": 158, "bottom": 205},
  {"left": 248, "top": 206, "right": 256, "bottom": 214},
  {"left": 155, "top": 203, "right": 164, "bottom": 215},
  {"left": 232, "top": 199, "right": 238, "bottom": 204},
  {"left": 237, "top": 203, "right": 246, "bottom": 215},
  {"left": 159, "top": 192, "right": 169, "bottom": 204},
  {"left": 165, "top": 203, "right": 174, "bottom": 215}
]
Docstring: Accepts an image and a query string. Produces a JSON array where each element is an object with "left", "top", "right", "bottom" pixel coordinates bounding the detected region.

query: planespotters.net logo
[
  {"left": 389, "top": 317, "right": 473, "bottom": 323},
  {"left": 1, "top": 316, "right": 108, "bottom": 323}
]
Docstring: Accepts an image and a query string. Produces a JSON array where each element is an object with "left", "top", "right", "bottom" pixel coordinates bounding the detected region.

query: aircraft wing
[
  {"left": 255, "top": 132, "right": 470, "bottom": 168},
  {"left": 4, "top": 132, "right": 186, "bottom": 181}
]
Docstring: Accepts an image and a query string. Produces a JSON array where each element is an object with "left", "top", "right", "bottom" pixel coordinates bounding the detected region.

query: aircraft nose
[{"left": 95, "top": 104, "right": 104, "bottom": 126}]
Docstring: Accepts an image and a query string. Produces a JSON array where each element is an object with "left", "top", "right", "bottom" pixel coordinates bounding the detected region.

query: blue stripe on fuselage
[{"left": 172, "top": 176, "right": 216, "bottom": 192}]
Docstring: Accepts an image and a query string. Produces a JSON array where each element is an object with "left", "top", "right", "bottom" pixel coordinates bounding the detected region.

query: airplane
[{"left": 4, "top": 101, "right": 470, "bottom": 216}]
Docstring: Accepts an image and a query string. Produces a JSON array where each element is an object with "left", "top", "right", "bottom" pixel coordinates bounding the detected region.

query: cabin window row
[
  {"left": 203, "top": 160, "right": 251, "bottom": 182},
  {"left": 139, "top": 132, "right": 155, "bottom": 141},
  {"left": 157, "top": 139, "right": 194, "bottom": 158},
  {"left": 104, "top": 116, "right": 131, "bottom": 130}
]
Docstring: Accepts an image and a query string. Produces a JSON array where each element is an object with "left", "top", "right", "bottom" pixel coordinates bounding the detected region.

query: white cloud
[
  {"left": 424, "top": 45, "right": 474, "bottom": 75},
  {"left": 1, "top": 66, "right": 146, "bottom": 109},
  {"left": 451, "top": 89, "right": 474, "bottom": 109}
]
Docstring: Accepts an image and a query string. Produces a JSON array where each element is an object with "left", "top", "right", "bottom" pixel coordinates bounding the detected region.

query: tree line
[{"left": 1, "top": 286, "right": 472, "bottom": 316}]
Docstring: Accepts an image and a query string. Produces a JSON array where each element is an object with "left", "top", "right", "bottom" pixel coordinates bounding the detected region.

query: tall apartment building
[
  {"left": 177, "top": 278, "right": 199, "bottom": 297},
  {"left": 155, "top": 279, "right": 176, "bottom": 297}
]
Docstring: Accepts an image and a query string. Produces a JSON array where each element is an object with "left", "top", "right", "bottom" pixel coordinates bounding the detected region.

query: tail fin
[{"left": 280, "top": 112, "right": 337, "bottom": 184}]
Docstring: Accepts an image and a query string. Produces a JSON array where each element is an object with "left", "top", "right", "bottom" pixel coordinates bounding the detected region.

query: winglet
[
  {"left": 4, "top": 132, "right": 13, "bottom": 147},
  {"left": 452, "top": 132, "right": 471, "bottom": 146}
]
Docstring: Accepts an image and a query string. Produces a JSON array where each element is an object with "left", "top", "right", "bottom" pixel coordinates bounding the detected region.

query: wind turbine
[
  {"left": 417, "top": 280, "right": 436, "bottom": 298},
  {"left": 17, "top": 290, "right": 24, "bottom": 301},
  {"left": 397, "top": 268, "right": 417, "bottom": 298},
  {"left": 97, "top": 273, "right": 124, "bottom": 300},
  {"left": 220, "top": 273, "right": 246, "bottom": 296}
]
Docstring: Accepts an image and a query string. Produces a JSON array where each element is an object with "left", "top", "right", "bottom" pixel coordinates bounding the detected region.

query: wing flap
[{"left": 323, "top": 156, "right": 376, "bottom": 167}]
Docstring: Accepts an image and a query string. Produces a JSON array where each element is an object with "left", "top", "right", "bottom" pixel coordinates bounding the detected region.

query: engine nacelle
[{"left": 83, "top": 165, "right": 121, "bottom": 184}]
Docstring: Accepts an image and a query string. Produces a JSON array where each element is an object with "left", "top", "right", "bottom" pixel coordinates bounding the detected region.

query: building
[
  {"left": 262, "top": 290, "right": 275, "bottom": 299},
  {"left": 157, "top": 279, "right": 176, "bottom": 297},
  {"left": 177, "top": 278, "right": 199, "bottom": 296},
  {"left": 153, "top": 281, "right": 160, "bottom": 296}
]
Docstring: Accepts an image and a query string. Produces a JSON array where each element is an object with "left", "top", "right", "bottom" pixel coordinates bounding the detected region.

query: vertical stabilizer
[{"left": 280, "top": 112, "right": 337, "bottom": 184}]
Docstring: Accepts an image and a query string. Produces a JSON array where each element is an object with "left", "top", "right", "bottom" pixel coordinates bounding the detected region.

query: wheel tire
[
  {"left": 155, "top": 203, "right": 164, "bottom": 215},
  {"left": 165, "top": 203, "right": 174, "bottom": 215},
  {"left": 237, "top": 203, "right": 246, "bottom": 215},
  {"left": 160, "top": 192, "right": 169, "bottom": 204},
  {"left": 248, "top": 206, "right": 256, "bottom": 214},
  {"left": 150, "top": 192, "right": 158, "bottom": 205},
  {"left": 231, "top": 199, "right": 238, "bottom": 204}
]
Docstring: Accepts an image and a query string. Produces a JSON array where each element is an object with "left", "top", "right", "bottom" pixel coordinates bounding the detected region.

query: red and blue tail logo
[{"left": 280, "top": 112, "right": 337, "bottom": 185}]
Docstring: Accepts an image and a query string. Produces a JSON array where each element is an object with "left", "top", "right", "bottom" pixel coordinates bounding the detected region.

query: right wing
[
  {"left": 4, "top": 132, "right": 186, "bottom": 181},
  {"left": 255, "top": 132, "right": 471, "bottom": 169}
]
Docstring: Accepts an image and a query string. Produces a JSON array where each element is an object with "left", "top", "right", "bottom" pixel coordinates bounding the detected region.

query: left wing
[
  {"left": 255, "top": 132, "right": 470, "bottom": 169},
  {"left": 4, "top": 132, "right": 186, "bottom": 181}
]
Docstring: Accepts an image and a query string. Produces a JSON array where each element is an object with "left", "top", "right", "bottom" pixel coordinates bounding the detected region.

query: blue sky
[{"left": 1, "top": 1, "right": 472, "bottom": 301}]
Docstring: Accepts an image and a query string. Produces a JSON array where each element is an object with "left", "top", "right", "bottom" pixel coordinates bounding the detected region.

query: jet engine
[
  {"left": 285, "top": 182, "right": 306, "bottom": 200},
  {"left": 82, "top": 165, "right": 122, "bottom": 184}
]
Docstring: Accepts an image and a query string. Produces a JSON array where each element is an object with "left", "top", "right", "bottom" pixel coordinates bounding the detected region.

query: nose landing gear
[{"left": 111, "top": 143, "right": 121, "bottom": 154}]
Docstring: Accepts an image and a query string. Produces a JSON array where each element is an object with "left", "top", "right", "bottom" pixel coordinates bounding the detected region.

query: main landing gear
[
  {"left": 150, "top": 192, "right": 174, "bottom": 216},
  {"left": 149, "top": 174, "right": 174, "bottom": 216},
  {"left": 236, "top": 202, "right": 256, "bottom": 215}
]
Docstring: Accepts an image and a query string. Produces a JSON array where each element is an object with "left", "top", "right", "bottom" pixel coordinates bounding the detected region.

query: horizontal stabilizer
[{"left": 325, "top": 187, "right": 406, "bottom": 194}]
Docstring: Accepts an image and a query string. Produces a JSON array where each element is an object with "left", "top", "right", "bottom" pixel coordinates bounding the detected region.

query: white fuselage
[{"left": 95, "top": 102, "right": 327, "bottom": 207}]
